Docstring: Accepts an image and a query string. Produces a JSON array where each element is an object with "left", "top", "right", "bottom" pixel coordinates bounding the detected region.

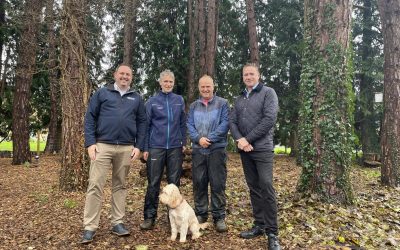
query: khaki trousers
[{"left": 83, "top": 143, "right": 132, "bottom": 231}]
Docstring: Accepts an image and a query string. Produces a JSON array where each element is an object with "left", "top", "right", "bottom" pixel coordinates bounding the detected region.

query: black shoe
[
  {"left": 140, "top": 219, "right": 155, "bottom": 230},
  {"left": 81, "top": 230, "right": 96, "bottom": 244},
  {"left": 267, "top": 233, "right": 281, "bottom": 250},
  {"left": 196, "top": 216, "right": 207, "bottom": 224},
  {"left": 239, "top": 226, "right": 264, "bottom": 239},
  {"left": 111, "top": 223, "right": 130, "bottom": 236}
]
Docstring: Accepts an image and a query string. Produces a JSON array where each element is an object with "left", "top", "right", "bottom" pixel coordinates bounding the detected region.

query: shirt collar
[{"left": 114, "top": 83, "right": 127, "bottom": 96}]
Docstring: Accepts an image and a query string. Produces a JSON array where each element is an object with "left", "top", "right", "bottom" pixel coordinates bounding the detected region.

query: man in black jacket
[
  {"left": 230, "top": 63, "right": 280, "bottom": 250},
  {"left": 81, "top": 64, "right": 147, "bottom": 244}
]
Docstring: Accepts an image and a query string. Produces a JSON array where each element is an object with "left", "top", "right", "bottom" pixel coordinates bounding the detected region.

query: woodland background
[{"left": 0, "top": 0, "right": 399, "bottom": 248}]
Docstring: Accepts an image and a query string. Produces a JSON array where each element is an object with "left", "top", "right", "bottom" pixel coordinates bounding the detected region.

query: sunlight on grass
[{"left": 0, "top": 141, "right": 46, "bottom": 151}]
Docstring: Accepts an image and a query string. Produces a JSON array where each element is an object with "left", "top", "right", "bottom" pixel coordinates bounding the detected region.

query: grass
[{"left": 0, "top": 140, "right": 46, "bottom": 151}]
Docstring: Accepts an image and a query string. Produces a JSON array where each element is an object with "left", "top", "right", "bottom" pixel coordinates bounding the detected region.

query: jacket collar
[
  {"left": 242, "top": 83, "right": 264, "bottom": 95},
  {"left": 106, "top": 83, "right": 135, "bottom": 93}
]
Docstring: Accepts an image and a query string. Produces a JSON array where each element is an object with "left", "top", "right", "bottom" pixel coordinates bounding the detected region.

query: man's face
[
  {"left": 242, "top": 66, "right": 260, "bottom": 88},
  {"left": 160, "top": 75, "right": 175, "bottom": 93},
  {"left": 114, "top": 66, "right": 133, "bottom": 89},
  {"left": 198, "top": 78, "right": 214, "bottom": 100}
]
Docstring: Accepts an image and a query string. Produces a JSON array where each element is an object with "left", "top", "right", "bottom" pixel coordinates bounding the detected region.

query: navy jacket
[
  {"left": 230, "top": 83, "right": 278, "bottom": 152},
  {"left": 144, "top": 91, "right": 186, "bottom": 150},
  {"left": 84, "top": 83, "right": 147, "bottom": 150},
  {"left": 187, "top": 95, "right": 229, "bottom": 153}
]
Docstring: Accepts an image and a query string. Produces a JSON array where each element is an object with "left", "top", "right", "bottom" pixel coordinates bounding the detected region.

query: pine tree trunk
[
  {"left": 377, "top": 0, "right": 400, "bottom": 187},
  {"left": 298, "top": 0, "right": 354, "bottom": 203},
  {"left": 245, "top": 0, "right": 260, "bottom": 65},
  {"left": 44, "top": 0, "right": 61, "bottom": 154},
  {"left": 123, "top": 0, "right": 138, "bottom": 67},
  {"left": 59, "top": 0, "right": 90, "bottom": 191},
  {"left": 205, "top": 0, "right": 217, "bottom": 77},
  {"left": 187, "top": 0, "right": 198, "bottom": 108},
  {"left": 0, "top": 0, "right": 5, "bottom": 96},
  {"left": 11, "top": 0, "right": 43, "bottom": 165},
  {"left": 198, "top": 0, "right": 206, "bottom": 75}
]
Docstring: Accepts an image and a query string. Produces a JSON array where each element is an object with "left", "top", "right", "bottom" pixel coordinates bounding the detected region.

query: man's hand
[
  {"left": 243, "top": 144, "right": 254, "bottom": 152},
  {"left": 131, "top": 147, "right": 141, "bottom": 160},
  {"left": 199, "top": 137, "right": 211, "bottom": 148},
  {"left": 237, "top": 137, "right": 250, "bottom": 150},
  {"left": 88, "top": 144, "right": 98, "bottom": 161}
]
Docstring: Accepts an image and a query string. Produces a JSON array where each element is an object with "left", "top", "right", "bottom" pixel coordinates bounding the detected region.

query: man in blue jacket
[
  {"left": 187, "top": 75, "right": 230, "bottom": 232},
  {"left": 230, "top": 63, "right": 280, "bottom": 250},
  {"left": 140, "top": 70, "right": 186, "bottom": 230},
  {"left": 81, "top": 64, "right": 147, "bottom": 244}
]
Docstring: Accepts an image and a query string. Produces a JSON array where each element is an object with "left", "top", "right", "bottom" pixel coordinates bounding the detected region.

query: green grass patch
[{"left": 0, "top": 140, "right": 46, "bottom": 151}]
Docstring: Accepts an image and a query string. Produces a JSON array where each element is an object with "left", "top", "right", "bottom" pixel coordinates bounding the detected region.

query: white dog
[{"left": 159, "top": 183, "right": 208, "bottom": 242}]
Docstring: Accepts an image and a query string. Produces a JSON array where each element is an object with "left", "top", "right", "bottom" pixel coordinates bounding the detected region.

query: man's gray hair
[{"left": 159, "top": 69, "right": 175, "bottom": 82}]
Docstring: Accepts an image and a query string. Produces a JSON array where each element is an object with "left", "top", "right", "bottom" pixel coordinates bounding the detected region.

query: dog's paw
[
  {"left": 192, "top": 232, "right": 201, "bottom": 239},
  {"left": 170, "top": 236, "right": 177, "bottom": 241},
  {"left": 179, "top": 238, "right": 187, "bottom": 243}
]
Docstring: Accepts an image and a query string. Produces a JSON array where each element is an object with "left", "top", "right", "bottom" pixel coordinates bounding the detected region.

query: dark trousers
[
  {"left": 192, "top": 148, "right": 227, "bottom": 222},
  {"left": 240, "top": 150, "right": 278, "bottom": 234},
  {"left": 143, "top": 148, "right": 183, "bottom": 220}
]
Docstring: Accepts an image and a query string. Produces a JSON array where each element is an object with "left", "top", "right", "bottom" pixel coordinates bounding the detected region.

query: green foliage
[
  {"left": 63, "top": 199, "right": 77, "bottom": 209},
  {"left": 298, "top": 2, "right": 354, "bottom": 203}
]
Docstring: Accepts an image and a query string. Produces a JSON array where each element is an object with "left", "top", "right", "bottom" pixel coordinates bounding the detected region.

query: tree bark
[
  {"left": 245, "top": 0, "right": 260, "bottom": 65},
  {"left": 44, "top": 0, "right": 61, "bottom": 154},
  {"left": 59, "top": 0, "right": 90, "bottom": 191},
  {"left": 377, "top": 0, "right": 400, "bottom": 187},
  {"left": 198, "top": 0, "right": 206, "bottom": 75},
  {"left": 298, "top": 0, "right": 354, "bottom": 203},
  {"left": 187, "top": 0, "right": 198, "bottom": 108},
  {"left": 123, "top": 0, "right": 139, "bottom": 67},
  {"left": 11, "top": 0, "right": 43, "bottom": 165},
  {"left": 205, "top": 0, "right": 217, "bottom": 77}
]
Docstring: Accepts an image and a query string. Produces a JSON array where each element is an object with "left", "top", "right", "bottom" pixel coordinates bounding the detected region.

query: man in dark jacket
[
  {"left": 140, "top": 69, "right": 186, "bottom": 230},
  {"left": 81, "top": 64, "right": 147, "bottom": 244},
  {"left": 229, "top": 63, "right": 280, "bottom": 250},
  {"left": 187, "top": 75, "right": 229, "bottom": 232}
]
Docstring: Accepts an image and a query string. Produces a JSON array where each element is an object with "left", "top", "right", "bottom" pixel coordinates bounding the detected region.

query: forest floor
[{"left": 0, "top": 154, "right": 399, "bottom": 250}]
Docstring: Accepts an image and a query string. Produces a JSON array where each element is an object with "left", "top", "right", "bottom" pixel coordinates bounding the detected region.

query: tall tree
[
  {"left": 198, "top": 0, "right": 218, "bottom": 77},
  {"left": 298, "top": 0, "right": 354, "bottom": 203},
  {"left": 245, "top": 0, "right": 260, "bottom": 65},
  {"left": 187, "top": 0, "right": 198, "bottom": 107},
  {"left": 11, "top": 0, "right": 43, "bottom": 164},
  {"left": 377, "top": 0, "right": 400, "bottom": 187},
  {"left": 59, "top": 0, "right": 90, "bottom": 191},
  {"left": 44, "top": 0, "right": 61, "bottom": 154},
  {"left": 123, "top": 0, "right": 139, "bottom": 66}
]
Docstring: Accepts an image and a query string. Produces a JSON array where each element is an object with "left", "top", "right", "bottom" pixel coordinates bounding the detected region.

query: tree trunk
[
  {"left": 205, "top": 0, "right": 217, "bottom": 77},
  {"left": 377, "top": 0, "right": 400, "bottom": 187},
  {"left": 298, "top": 0, "right": 354, "bottom": 203},
  {"left": 11, "top": 0, "right": 43, "bottom": 165},
  {"left": 44, "top": 0, "right": 61, "bottom": 154},
  {"left": 198, "top": 0, "right": 206, "bottom": 75},
  {"left": 245, "top": 0, "right": 260, "bottom": 65},
  {"left": 123, "top": 0, "right": 138, "bottom": 67},
  {"left": 59, "top": 0, "right": 90, "bottom": 191},
  {"left": 187, "top": 0, "right": 198, "bottom": 108}
]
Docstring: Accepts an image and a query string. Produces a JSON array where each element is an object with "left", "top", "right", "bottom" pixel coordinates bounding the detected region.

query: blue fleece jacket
[
  {"left": 84, "top": 83, "right": 147, "bottom": 150},
  {"left": 144, "top": 91, "right": 186, "bottom": 150},
  {"left": 187, "top": 95, "right": 229, "bottom": 153}
]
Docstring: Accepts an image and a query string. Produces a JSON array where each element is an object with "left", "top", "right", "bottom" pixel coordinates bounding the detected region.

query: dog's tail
[{"left": 199, "top": 222, "right": 209, "bottom": 230}]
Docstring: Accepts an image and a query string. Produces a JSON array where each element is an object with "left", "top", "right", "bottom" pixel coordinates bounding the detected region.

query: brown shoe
[{"left": 215, "top": 219, "right": 227, "bottom": 232}]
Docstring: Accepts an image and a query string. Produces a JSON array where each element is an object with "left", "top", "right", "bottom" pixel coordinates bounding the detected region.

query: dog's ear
[{"left": 170, "top": 185, "right": 183, "bottom": 208}]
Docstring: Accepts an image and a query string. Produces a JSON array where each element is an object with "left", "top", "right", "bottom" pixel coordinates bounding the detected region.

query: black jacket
[{"left": 229, "top": 83, "right": 278, "bottom": 151}]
